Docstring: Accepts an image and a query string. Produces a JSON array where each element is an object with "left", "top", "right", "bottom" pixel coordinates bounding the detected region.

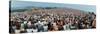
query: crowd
[{"left": 9, "top": 11, "right": 96, "bottom": 33}]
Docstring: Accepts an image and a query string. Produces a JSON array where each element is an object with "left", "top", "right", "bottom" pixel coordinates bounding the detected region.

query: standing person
[
  {"left": 32, "top": 24, "right": 38, "bottom": 33},
  {"left": 35, "top": 21, "right": 44, "bottom": 32},
  {"left": 56, "top": 20, "right": 64, "bottom": 31},
  {"left": 92, "top": 18, "right": 96, "bottom": 28},
  {"left": 63, "top": 22, "right": 71, "bottom": 30},
  {"left": 15, "top": 21, "right": 21, "bottom": 30},
  {"left": 52, "top": 22, "right": 58, "bottom": 31},
  {"left": 63, "top": 18, "right": 70, "bottom": 30},
  {"left": 26, "top": 21, "right": 33, "bottom": 33},
  {"left": 43, "top": 21, "right": 48, "bottom": 32}
]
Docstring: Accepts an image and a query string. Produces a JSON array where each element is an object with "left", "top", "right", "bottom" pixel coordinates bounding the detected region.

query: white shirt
[
  {"left": 33, "top": 29, "right": 38, "bottom": 33},
  {"left": 26, "top": 29, "right": 33, "bottom": 33},
  {"left": 43, "top": 26, "right": 48, "bottom": 30},
  {"left": 15, "top": 30, "right": 20, "bottom": 33}
]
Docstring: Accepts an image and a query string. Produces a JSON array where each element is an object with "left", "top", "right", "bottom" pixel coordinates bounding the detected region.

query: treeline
[
  {"left": 11, "top": 8, "right": 32, "bottom": 12},
  {"left": 10, "top": 7, "right": 61, "bottom": 12}
]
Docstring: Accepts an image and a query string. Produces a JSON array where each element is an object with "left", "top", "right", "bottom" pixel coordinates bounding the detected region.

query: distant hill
[{"left": 10, "top": 1, "right": 96, "bottom": 13}]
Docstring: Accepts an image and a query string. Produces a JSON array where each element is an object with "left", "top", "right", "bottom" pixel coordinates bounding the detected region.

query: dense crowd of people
[{"left": 9, "top": 11, "right": 96, "bottom": 33}]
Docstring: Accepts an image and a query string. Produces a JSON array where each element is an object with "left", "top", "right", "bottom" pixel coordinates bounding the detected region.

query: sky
[{"left": 11, "top": 0, "right": 96, "bottom": 5}]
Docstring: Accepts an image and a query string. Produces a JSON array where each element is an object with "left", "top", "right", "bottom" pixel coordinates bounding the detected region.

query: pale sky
[{"left": 12, "top": 0, "right": 96, "bottom": 5}]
